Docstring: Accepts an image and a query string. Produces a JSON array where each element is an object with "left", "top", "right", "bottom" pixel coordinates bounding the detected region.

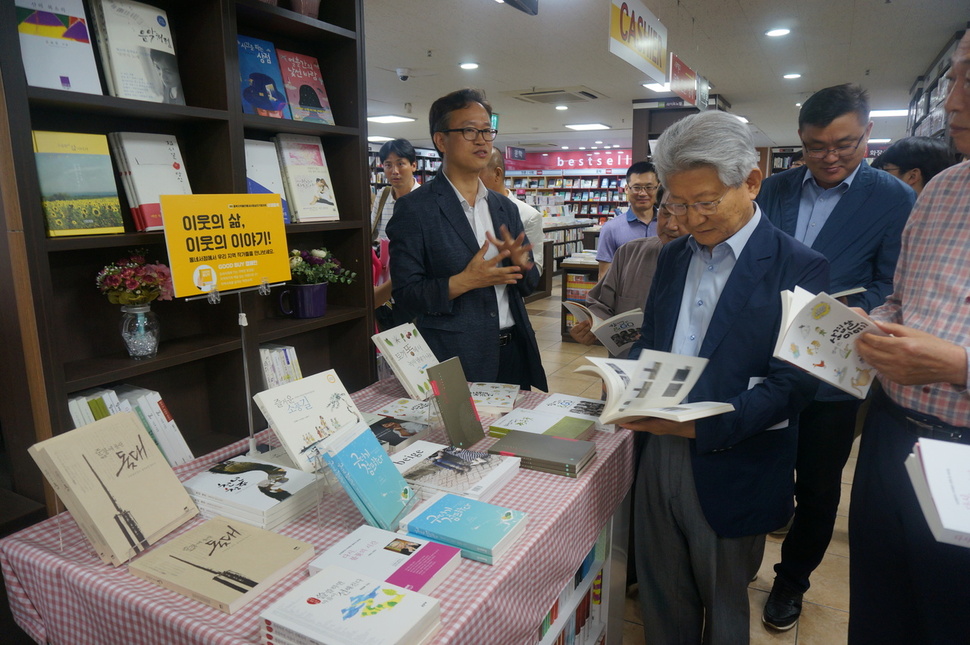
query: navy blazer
[
  {"left": 756, "top": 162, "right": 914, "bottom": 312},
  {"left": 630, "top": 214, "right": 829, "bottom": 538},
  {"left": 387, "top": 177, "right": 548, "bottom": 391}
]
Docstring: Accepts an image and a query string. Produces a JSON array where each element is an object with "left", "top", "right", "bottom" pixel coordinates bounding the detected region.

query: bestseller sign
[{"left": 161, "top": 193, "right": 291, "bottom": 298}]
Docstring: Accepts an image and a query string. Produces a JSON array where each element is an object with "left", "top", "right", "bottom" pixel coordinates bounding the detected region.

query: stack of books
[
  {"left": 488, "top": 430, "right": 597, "bottom": 479},
  {"left": 398, "top": 492, "right": 528, "bottom": 565},
  {"left": 469, "top": 381, "right": 520, "bottom": 415},
  {"left": 488, "top": 408, "right": 597, "bottom": 441},
  {"left": 273, "top": 133, "right": 340, "bottom": 222},
  {"left": 108, "top": 132, "right": 192, "bottom": 231},
  {"left": 391, "top": 440, "right": 520, "bottom": 502},
  {"left": 182, "top": 456, "right": 323, "bottom": 531},
  {"left": 364, "top": 412, "right": 430, "bottom": 455},
  {"left": 531, "top": 393, "right": 610, "bottom": 432},
  {"left": 258, "top": 343, "right": 303, "bottom": 388}
]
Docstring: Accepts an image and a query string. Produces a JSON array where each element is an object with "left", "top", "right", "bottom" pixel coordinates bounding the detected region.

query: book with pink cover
[{"left": 276, "top": 49, "right": 335, "bottom": 125}]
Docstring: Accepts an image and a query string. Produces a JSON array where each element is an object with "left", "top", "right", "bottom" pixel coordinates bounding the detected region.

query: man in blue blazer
[
  {"left": 388, "top": 88, "right": 547, "bottom": 391},
  {"left": 755, "top": 84, "right": 915, "bottom": 632},
  {"left": 623, "top": 111, "right": 828, "bottom": 645}
]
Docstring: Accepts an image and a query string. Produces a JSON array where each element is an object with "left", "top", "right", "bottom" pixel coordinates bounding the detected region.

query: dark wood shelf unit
[{"left": 0, "top": 0, "right": 373, "bottom": 516}]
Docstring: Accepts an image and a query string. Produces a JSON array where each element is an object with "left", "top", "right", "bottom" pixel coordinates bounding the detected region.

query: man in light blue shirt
[{"left": 595, "top": 161, "right": 659, "bottom": 280}]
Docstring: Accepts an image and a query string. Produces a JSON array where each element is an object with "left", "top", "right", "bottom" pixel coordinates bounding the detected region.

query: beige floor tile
[
  {"left": 621, "top": 619, "right": 647, "bottom": 645},
  {"left": 837, "top": 482, "right": 852, "bottom": 517},
  {"left": 538, "top": 339, "right": 565, "bottom": 353},
  {"left": 794, "top": 602, "right": 849, "bottom": 645},
  {"left": 842, "top": 456, "right": 856, "bottom": 486},
  {"left": 849, "top": 434, "right": 861, "bottom": 460},
  {"left": 553, "top": 341, "right": 590, "bottom": 355},
  {"left": 749, "top": 588, "right": 798, "bottom": 644},
  {"left": 580, "top": 382, "right": 607, "bottom": 400},
  {"left": 624, "top": 591, "right": 643, "bottom": 624},
  {"left": 582, "top": 344, "right": 610, "bottom": 358},
  {"left": 802, "top": 552, "right": 849, "bottom": 612},
  {"left": 546, "top": 374, "right": 599, "bottom": 396},
  {"left": 752, "top": 539, "right": 781, "bottom": 593},
  {"left": 541, "top": 349, "right": 594, "bottom": 365}
]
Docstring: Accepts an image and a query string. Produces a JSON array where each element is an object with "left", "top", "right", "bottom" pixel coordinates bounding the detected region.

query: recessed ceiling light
[
  {"left": 594, "top": 140, "right": 603, "bottom": 144},
  {"left": 460, "top": 62, "right": 479, "bottom": 70},
  {"left": 643, "top": 82, "right": 670, "bottom": 92},
  {"left": 765, "top": 28, "right": 790, "bottom": 37},
  {"left": 555, "top": 105, "right": 568, "bottom": 111},
  {"left": 783, "top": 73, "right": 801, "bottom": 79},
  {"left": 868, "top": 138, "right": 892, "bottom": 143},
  {"left": 870, "top": 109, "right": 909, "bottom": 117},
  {"left": 579, "top": 147, "right": 586, "bottom": 150},
  {"left": 591, "top": 147, "right": 598, "bottom": 150},
  {"left": 565, "top": 123, "right": 610, "bottom": 131},
  {"left": 542, "top": 153, "right": 549, "bottom": 156},
  {"left": 561, "top": 146, "right": 569, "bottom": 150},
  {"left": 367, "top": 135, "right": 394, "bottom": 142},
  {"left": 367, "top": 115, "right": 416, "bottom": 124}
]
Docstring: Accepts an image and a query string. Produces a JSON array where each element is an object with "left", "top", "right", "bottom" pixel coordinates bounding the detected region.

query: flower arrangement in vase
[
  {"left": 281, "top": 247, "right": 357, "bottom": 318},
  {"left": 96, "top": 251, "right": 173, "bottom": 359}
]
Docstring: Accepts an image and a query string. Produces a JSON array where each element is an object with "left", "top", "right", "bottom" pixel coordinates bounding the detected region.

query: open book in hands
[
  {"left": 772, "top": 286, "right": 886, "bottom": 399},
  {"left": 574, "top": 350, "right": 734, "bottom": 424},
  {"left": 562, "top": 302, "right": 643, "bottom": 356}
]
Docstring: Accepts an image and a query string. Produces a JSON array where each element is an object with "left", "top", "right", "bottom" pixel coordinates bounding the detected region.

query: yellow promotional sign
[
  {"left": 160, "top": 194, "right": 290, "bottom": 298},
  {"left": 608, "top": 0, "right": 667, "bottom": 84}
]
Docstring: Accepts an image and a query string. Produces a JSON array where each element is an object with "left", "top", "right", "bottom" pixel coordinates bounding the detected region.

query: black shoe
[{"left": 762, "top": 578, "right": 803, "bottom": 631}]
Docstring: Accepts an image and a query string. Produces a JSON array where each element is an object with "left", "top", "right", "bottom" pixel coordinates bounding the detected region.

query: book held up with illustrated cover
[
  {"left": 27, "top": 412, "right": 198, "bottom": 566},
  {"left": 574, "top": 350, "right": 735, "bottom": 424},
  {"left": 905, "top": 438, "right": 970, "bottom": 548},
  {"left": 128, "top": 517, "right": 315, "bottom": 614},
  {"left": 561, "top": 302, "right": 643, "bottom": 357},
  {"left": 16, "top": 0, "right": 102, "bottom": 94},
  {"left": 371, "top": 323, "right": 439, "bottom": 401},
  {"left": 426, "top": 357, "right": 485, "bottom": 449},
  {"left": 276, "top": 49, "right": 335, "bottom": 125},
  {"left": 237, "top": 35, "right": 291, "bottom": 119},
  {"left": 273, "top": 133, "right": 340, "bottom": 222}
]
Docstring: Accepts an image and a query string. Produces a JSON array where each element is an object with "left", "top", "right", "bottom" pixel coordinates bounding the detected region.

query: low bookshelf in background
[{"left": 559, "top": 260, "right": 600, "bottom": 342}]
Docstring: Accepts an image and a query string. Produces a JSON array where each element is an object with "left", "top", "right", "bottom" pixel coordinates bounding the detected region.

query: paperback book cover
[
  {"left": 532, "top": 393, "right": 609, "bottom": 432},
  {"left": 307, "top": 525, "right": 460, "bottom": 594},
  {"left": 488, "top": 408, "right": 597, "bottom": 441},
  {"left": 489, "top": 430, "right": 597, "bottom": 478},
  {"left": 274, "top": 133, "right": 339, "bottom": 222},
  {"left": 426, "top": 357, "right": 484, "bottom": 450},
  {"left": 182, "top": 456, "right": 320, "bottom": 516},
  {"left": 245, "top": 139, "right": 291, "bottom": 224},
  {"left": 128, "top": 517, "right": 315, "bottom": 614},
  {"left": 905, "top": 439, "right": 970, "bottom": 548},
  {"left": 371, "top": 323, "right": 439, "bottom": 401},
  {"left": 392, "top": 440, "right": 520, "bottom": 502},
  {"left": 237, "top": 35, "right": 291, "bottom": 119},
  {"left": 109, "top": 132, "right": 191, "bottom": 231},
  {"left": 27, "top": 412, "right": 198, "bottom": 566},
  {"left": 468, "top": 381, "right": 520, "bottom": 416},
  {"left": 365, "top": 413, "right": 430, "bottom": 454},
  {"left": 373, "top": 398, "right": 434, "bottom": 424},
  {"left": 16, "top": 0, "right": 102, "bottom": 94},
  {"left": 32, "top": 130, "right": 123, "bottom": 237},
  {"left": 276, "top": 49, "right": 335, "bottom": 125}
]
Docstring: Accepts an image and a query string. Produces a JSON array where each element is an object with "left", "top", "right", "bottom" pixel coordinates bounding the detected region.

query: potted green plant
[{"left": 280, "top": 247, "right": 357, "bottom": 318}]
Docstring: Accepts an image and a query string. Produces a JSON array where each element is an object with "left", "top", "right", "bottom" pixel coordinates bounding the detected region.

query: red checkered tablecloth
[{"left": 0, "top": 380, "right": 634, "bottom": 645}]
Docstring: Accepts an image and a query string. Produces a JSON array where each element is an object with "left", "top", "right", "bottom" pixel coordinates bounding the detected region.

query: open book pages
[
  {"left": 574, "top": 350, "right": 734, "bottom": 424},
  {"left": 773, "top": 286, "right": 886, "bottom": 399},
  {"left": 905, "top": 439, "right": 970, "bottom": 548},
  {"left": 562, "top": 301, "right": 643, "bottom": 356}
]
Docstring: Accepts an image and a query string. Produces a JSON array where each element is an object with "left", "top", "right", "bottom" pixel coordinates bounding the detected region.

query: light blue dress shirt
[{"left": 794, "top": 164, "right": 861, "bottom": 247}]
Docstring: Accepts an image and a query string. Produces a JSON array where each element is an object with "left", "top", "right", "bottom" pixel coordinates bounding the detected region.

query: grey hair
[{"left": 652, "top": 111, "right": 759, "bottom": 188}]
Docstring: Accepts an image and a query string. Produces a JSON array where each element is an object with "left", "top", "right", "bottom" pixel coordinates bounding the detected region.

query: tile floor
[{"left": 525, "top": 277, "right": 852, "bottom": 645}]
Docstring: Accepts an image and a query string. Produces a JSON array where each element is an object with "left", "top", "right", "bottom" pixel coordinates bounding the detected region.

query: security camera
[{"left": 396, "top": 68, "right": 411, "bottom": 82}]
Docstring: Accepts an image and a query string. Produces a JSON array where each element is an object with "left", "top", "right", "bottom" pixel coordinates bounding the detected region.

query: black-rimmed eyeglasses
[
  {"left": 802, "top": 132, "right": 867, "bottom": 159},
  {"left": 438, "top": 127, "right": 498, "bottom": 141}
]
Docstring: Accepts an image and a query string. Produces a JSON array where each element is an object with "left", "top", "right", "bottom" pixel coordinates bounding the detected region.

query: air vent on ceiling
[{"left": 504, "top": 86, "right": 607, "bottom": 105}]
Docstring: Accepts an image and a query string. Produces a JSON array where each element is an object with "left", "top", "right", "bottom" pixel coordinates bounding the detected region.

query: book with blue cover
[{"left": 237, "top": 35, "right": 291, "bottom": 119}]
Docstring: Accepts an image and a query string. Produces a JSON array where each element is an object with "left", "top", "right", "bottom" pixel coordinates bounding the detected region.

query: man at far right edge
[
  {"left": 755, "top": 83, "right": 915, "bottom": 632},
  {"left": 851, "top": 31, "right": 970, "bottom": 645}
]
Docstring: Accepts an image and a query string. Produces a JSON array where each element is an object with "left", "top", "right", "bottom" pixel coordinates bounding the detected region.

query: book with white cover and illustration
[
  {"left": 259, "top": 565, "right": 441, "bottom": 645},
  {"left": 16, "top": 0, "right": 102, "bottom": 94},
  {"left": 27, "top": 412, "right": 198, "bottom": 566},
  {"left": 245, "top": 139, "right": 291, "bottom": 224},
  {"left": 488, "top": 407, "right": 597, "bottom": 441},
  {"left": 109, "top": 132, "right": 191, "bottom": 231},
  {"left": 905, "top": 438, "right": 970, "bottom": 548},
  {"left": 273, "top": 133, "right": 339, "bottom": 222},
  {"left": 371, "top": 323, "right": 439, "bottom": 401},
  {"left": 468, "top": 381, "right": 520, "bottom": 415},
  {"left": 128, "top": 517, "right": 314, "bottom": 614},
  {"left": 532, "top": 393, "right": 610, "bottom": 432},
  {"left": 773, "top": 286, "right": 886, "bottom": 399},
  {"left": 307, "top": 525, "right": 461, "bottom": 594},
  {"left": 574, "top": 350, "right": 734, "bottom": 424},
  {"left": 392, "top": 440, "right": 520, "bottom": 502},
  {"left": 364, "top": 412, "right": 430, "bottom": 454},
  {"left": 562, "top": 302, "right": 643, "bottom": 356},
  {"left": 373, "top": 398, "right": 434, "bottom": 424}
]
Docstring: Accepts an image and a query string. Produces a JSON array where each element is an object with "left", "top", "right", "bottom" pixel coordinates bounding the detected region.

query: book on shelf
[
  {"left": 31, "top": 130, "right": 124, "bottom": 237},
  {"left": 276, "top": 48, "right": 335, "bottom": 125},
  {"left": 488, "top": 408, "right": 597, "bottom": 441},
  {"left": 391, "top": 440, "right": 520, "bottom": 502},
  {"left": 273, "top": 133, "right": 340, "bottom": 222},
  {"left": 258, "top": 343, "right": 302, "bottom": 389},
  {"left": 236, "top": 35, "right": 291, "bottom": 119},
  {"left": 364, "top": 412, "right": 430, "bottom": 455},
  {"left": 468, "top": 381, "right": 520, "bottom": 416},
  {"left": 108, "top": 132, "right": 191, "bottom": 231},
  {"left": 532, "top": 393, "right": 610, "bottom": 432},
  {"left": 244, "top": 139, "right": 291, "bottom": 224},
  {"left": 398, "top": 491, "right": 528, "bottom": 565},
  {"left": 259, "top": 565, "right": 442, "bottom": 645},
  {"left": 561, "top": 302, "right": 643, "bottom": 357},
  {"left": 128, "top": 517, "right": 314, "bottom": 614},
  {"left": 371, "top": 323, "right": 439, "bottom": 401},
  {"left": 488, "top": 430, "right": 597, "bottom": 479},
  {"left": 426, "top": 357, "right": 485, "bottom": 450},
  {"left": 772, "top": 286, "right": 885, "bottom": 399},
  {"left": 307, "top": 525, "right": 461, "bottom": 594},
  {"left": 905, "top": 438, "right": 970, "bottom": 548},
  {"left": 372, "top": 398, "right": 434, "bottom": 424},
  {"left": 90, "top": 0, "right": 185, "bottom": 104},
  {"left": 574, "top": 350, "right": 735, "bottom": 424},
  {"left": 15, "top": 0, "right": 102, "bottom": 95},
  {"left": 28, "top": 412, "right": 198, "bottom": 566},
  {"left": 112, "top": 384, "right": 194, "bottom": 466}
]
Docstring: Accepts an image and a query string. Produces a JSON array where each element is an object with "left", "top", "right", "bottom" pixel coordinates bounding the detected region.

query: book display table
[{"left": 0, "top": 379, "right": 635, "bottom": 645}]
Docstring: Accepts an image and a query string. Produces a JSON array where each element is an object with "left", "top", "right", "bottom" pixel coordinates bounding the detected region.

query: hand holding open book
[{"left": 562, "top": 302, "right": 642, "bottom": 356}]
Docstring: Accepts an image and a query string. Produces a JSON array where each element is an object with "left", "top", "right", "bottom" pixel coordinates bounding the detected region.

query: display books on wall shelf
[
  {"left": 90, "top": 0, "right": 185, "bottom": 104},
  {"left": 532, "top": 393, "right": 609, "bottom": 432},
  {"left": 391, "top": 440, "right": 520, "bottom": 502},
  {"left": 273, "top": 133, "right": 340, "bottom": 222},
  {"left": 773, "top": 286, "right": 885, "bottom": 399},
  {"left": 561, "top": 302, "right": 643, "bottom": 357},
  {"left": 372, "top": 398, "right": 434, "bottom": 424},
  {"left": 371, "top": 323, "right": 439, "bottom": 401},
  {"left": 16, "top": 0, "right": 102, "bottom": 94},
  {"left": 426, "top": 357, "right": 484, "bottom": 449},
  {"left": 32, "top": 130, "right": 124, "bottom": 237},
  {"left": 108, "top": 132, "right": 191, "bottom": 231},
  {"left": 128, "top": 517, "right": 314, "bottom": 614},
  {"left": 574, "top": 351, "right": 735, "bottom": 424},
  {"left": 488, "top": 408, "right": 597, "bottom": 442},
  {"left": 276, "top": 48, "right": 335, "bottom": 125},
  {"left": 307, "top": 525, "right": 461, "bottom": 594},
  {"left": 469, "top": 381, "right": 520, "bottom": 416},
  {"left": 245, "top": 139, "right": 291, "bottom": 224},
  {"left": 905, "top": 438, "right": 970, "bottom": 548},
  {"left": 398, "top": 492, "right": 527, "bottom": 565},
  {"left": 260, "top": 565, "right": 442, "bottom": 645},
  {"left": 258, "top": 343, "right": 302, "bottom": 389},
  {"left": 488, "top": 430, "right": 597, "bottom": 478},
  {"left": 28, "top": 412, "right": 198, "bottom": 566},
  {"left": 364, "top": 412, "right": 430, "bottom": 455},
  {"left": 237, "top": 35, "right": 290, "bottom": 119}
]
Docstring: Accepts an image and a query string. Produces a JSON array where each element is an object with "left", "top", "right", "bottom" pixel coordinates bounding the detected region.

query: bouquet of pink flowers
[{"left": 96, "top": 251, "right": 174, "bottom": 305}]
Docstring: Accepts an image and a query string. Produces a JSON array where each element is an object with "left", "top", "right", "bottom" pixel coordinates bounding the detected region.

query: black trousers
[
  {"left": 496, "top": 326, "right": 534, "bottom": 391},
  {"left": 848, "top": 388, "right": 970, "bottom": 644},
  {"left": 774, "top": 397, "right": 860, "bottom": 592}
]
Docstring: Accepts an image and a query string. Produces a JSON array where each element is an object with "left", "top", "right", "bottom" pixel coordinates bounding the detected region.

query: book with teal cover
[{"left": 324, "top": 424, "right": 417, "bottom": 532}]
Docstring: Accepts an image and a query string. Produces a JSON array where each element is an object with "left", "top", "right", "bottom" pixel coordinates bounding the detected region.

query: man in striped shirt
[{"left": 850, "top": 30, "right": 970, "bottom": 645}]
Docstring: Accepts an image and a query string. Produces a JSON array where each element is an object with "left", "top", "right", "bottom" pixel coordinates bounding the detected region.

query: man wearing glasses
[
  {"left": 595, "top": 161, "right": 660, "bottom": 280},
  {"left": 387, "top": 88, "right": 547, "bottom": 391},
  {"left": 755, "top": 84, "right": 915, "bottom": 632}
]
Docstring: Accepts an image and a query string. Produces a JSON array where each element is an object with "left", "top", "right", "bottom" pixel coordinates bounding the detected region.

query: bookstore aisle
[{"left": 525, "top": 275, "right": 855, "bottom": 645}]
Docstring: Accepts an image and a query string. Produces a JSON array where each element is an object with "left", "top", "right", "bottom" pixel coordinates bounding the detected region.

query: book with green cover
[
  {"left": 488, "top": 408, "right": 597, "bottom": 441},
  {"left": 426, "top": 357, "right": 484, "bottom": 450}
]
